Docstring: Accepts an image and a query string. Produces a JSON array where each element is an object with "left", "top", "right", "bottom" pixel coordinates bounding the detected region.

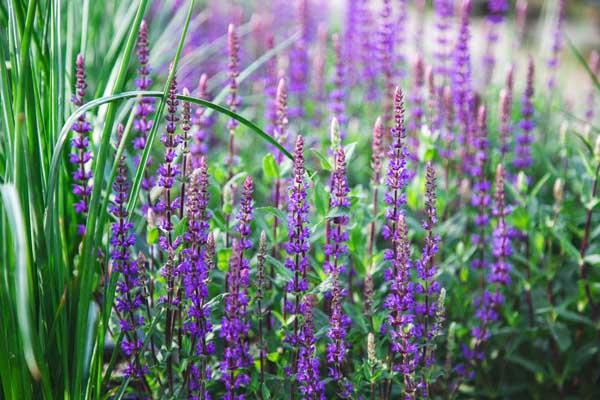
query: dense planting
[{"left": 1, "top": 0, "right": 600, "bottom": 399}]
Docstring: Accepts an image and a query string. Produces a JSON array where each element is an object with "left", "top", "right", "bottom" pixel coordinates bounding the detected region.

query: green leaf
[
  {"left": 262, "top": 153, "right": 279, "bottom": 179},
  {"left": 548, "top": 321, "right": 572, "bottom": 352}
]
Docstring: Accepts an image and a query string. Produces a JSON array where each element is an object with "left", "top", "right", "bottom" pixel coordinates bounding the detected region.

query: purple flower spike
[
  {"left": 514, "top": 58, "right": 535, "bottom": 171},
  {"left": 585, "top": 51, "right": 599, "bottom": 123},
  {"left": 220, "top": 240, "right": 253, "bottom": 400},
  {"left": 297, "top": 296, "right": 326, "bottom": 400},
  {"left": 482, "top": 0, "right": 508, "bottom": 83},
  {"left": 499, "top": 66, "right": 514, "bottom": 158},
  {"left": 547, "top": 0, "right": 566, "bottom": 89},
  {"left": 325, "top": 148, "right": 352, "bottom": 393},
  {"left": 433, "top": 0, "right": 454, "bottom": 82},
  {"left": 384, "top": 214, "right": 418, "bottom": 396},
  {"left": 382, "top": 88, "right": 411, "bottom": 242},
  {"left": 227, "top": 23, "right": 240, "bottom": 170},
  {"left": 180, "top": 160, "right": 213, "bottom": 398},
  {"left": 264, "top": 35, "right": 278, "bottom": 136},
  {"left": 452, "top": 0, "right": 475, "bottom": 174},
  {"left": 379, "top": 0, "right": 394, "bottom": 129},
  {"left": 70, "top": 53, "right": 93, "bottom": 235},
  {"left": 274, "top": 77, "right": 289, "bottom": 163},
  {"left": 409, "top": 56, "right": 425, "bottom": 153},
  {"left": 289, "top": 0, "right": 309, "bottom": 118},
  {"left": 191, "top": 73, "right": 214, "bottom": 168},
  {"left": 236, "top": 176, "right": 254, "bottom": 250},
  {"left": 330, "top": 33, "right": 347, "bottom": 138},
  {"left": 415, "top": 163, "right": 442, "bottom": 369},
  {"left": 134, "top": 20, "right": 157, "bottom": 213},
  {"left": 358, "top": 0, "right": 378, "bottom": 100},
  {"left": 491, "top": 164, "right": 512, "bottom": 287},
  {"left": 112, "top": 124, "right": 146, "bottom": 379},
  {"left": 284, "top": 136, "right": 311, "bottom": 374}
]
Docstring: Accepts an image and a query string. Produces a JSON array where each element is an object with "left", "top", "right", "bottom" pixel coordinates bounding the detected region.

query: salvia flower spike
[{"left": 70, "top": 53, "right": 93, "bottom": 235}]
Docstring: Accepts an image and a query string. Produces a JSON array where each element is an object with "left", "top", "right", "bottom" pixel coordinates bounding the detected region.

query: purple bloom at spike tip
[
  {"left": 70, "top": 53, "right": 93, "bottom": 235},
  {"left": 227, "top": 23, "right": 241, "bottom": 131},
  {"left": 514, "top": 59, "right": 535, "bottom": 171},
  {"left": 343, "top": 0, "right": 359, "bottom": 84},
  {"left": 325, "top": 148, "right": 352, "bottom": 393},
  {"left": 111, "top": 125, "right": 146, "bottom": 379},
  {"left": 296, "top": 296, "right": 326, "bottom": 400},
  {"left": 180, "top": 159, "right": 214, "bottom": 399},
  {"left": 409, "top": 56, "right": 425, "bottom": 155},
  {"left": 220, "top": 240, "right": 253, "bottom": 400},
  {"left": 191, "top": 74, "right": 215, "bottom": 168},
  {"left": 356, "top": 0, "right": 378, "bottom": 101},
  {"left": 415, "top": 163, "right": 442, "bottom": 368},
  {"left": 382, "top": 88, "right": 411, "bottom": 242},
  {"left": 547, "top": 0, "right": 566, "bottom": 89},
  {"left": 393, "top": 0, "right": 408, "bottom": 79},
  {"left": 330, "top": 33, "right": 347, "bottom": 138},
  {"left": 273, "top": 77, "right": 290, "bottom": 164},
  {"left": 490, "top": 164, "right": 512, "bottom": 286}
]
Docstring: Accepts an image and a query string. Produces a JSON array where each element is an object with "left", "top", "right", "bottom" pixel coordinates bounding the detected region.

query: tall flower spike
[
  {"left": 179, "top": 88, "right": 192, "bottom": 216},
  {"left": 133, "top": 20, "right": 157, "bottom": 214},
  {"left": 499, "top": 66, "right": 514, "bottom": 158},
  {"left": 415, "top": 163, "right": 442, "bottom": 373},
  {"left": 181, "top": 161, "right": 213, "bottom": 398},
  {"left": 491, "top": 164, "right": 512, "bottom": 286},
  {"left": 547, "top": 0, "right": 566, "bottom": 89},
  {"left": 70, "top": 53, "right": 93, "bottom": 235},
  {"left": 264, "top": 35, "right": 278, "bottom": 136},
  {"left": 516, "top": 0, "right": 528, "bottom": 46},
  {"left": 471, "top": 105, "right": 491, "bottom": 269},
  {"left": 330, "top": 33, "right": 347, "bottom": 138},
  {"left": 274, "top": 77, "right": 289, "bottom": 163},
  {"left": 289, "top": 0, "right": 309, "bottom": 118},
  {"left": 453, "top": 0, "right": 475, "bottom": 175},
  {"left": 585, "top": 50, "right": 599, "bottom": 123},
  {"left": 382, "top": 88, "right": 411, "bottom": 242},
  {"left": 514, "top": 58, "right": 535, "bottom": 171},
  {"left": 409, "top": 55, "right": 425, "bottom": 141},
  {"left": 236, "top": 176, "right": 254, "bottom": 250},
  {"left": 384, "top": 214, "right": 417, "bottom": 396},
  {"left": 358, "top": 0, "right": 378, "bottom": 100},
  {"left": 191, "top": 73, "right": 214, "bottom": 168},
  {"left": 112, "top": 124, "right": 146, "bottom": 379},
  {"left": 482, "top": 0, "right": 509, "bottom": 83},
  {"left": 393, "top": 0, "right": 408, "bottom": 79},
  {"left": 220, "top": 240, "right": 253, "bottom": 399},
  {"left": 296, "top": 296, "right": 326, "bottom": 399},
  {"left": 284, "top": 136, "right": 311, "bottom": 372},
  {"left": 227, "top": 23, "right": 241, "bottom": 170},
  {"left": 313, "top": 24, "right": 328, "bottom": 127},
  {"left": 433, "top": 0, "right": 454, "bottom": 83},
  {"left": 325, "top": 147, "right": 352, "bottom": 391},
  {"left": 378, "top": 0, "right": 394, "bottom": 130}
]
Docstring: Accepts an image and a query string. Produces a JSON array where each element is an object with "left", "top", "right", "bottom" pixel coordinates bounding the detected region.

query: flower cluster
[
  {"left": 330, "top": 33, "right": 347, "bottom": 138},
  {"left": 296, "top": 296, "right": 326, "bottom": 399},
  {"left": 70, "top": 54, "right": 93, "bottom": 235},
  {"left": 514, "top": 58, "right": 535, "bottom": 170},
  {"left": 471, "top": 106, "right": 491, "bottom": 269},
  {"left": 191, "top": 73, "right": 214, "bottom": 168}
]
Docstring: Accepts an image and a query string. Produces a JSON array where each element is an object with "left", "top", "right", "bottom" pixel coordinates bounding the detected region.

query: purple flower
[
  {"left": 470, "top": 106, "right": 491, "bottom": 269},
  {"left": 330, "top": 33, "right": 347, "bottom": 138},
  {"left": 415, "top": 163, "right": 442, "bottom": 369},
  {"left": 111, "top": 125, "right": 146, "bottom": 379},
  {"left": 191, "top": 74, "right": 215, "bottom": 168},
  {"left": 371, "top": 116, "right": 385, "bottom": 186},
  {"left": 514, "top": 58, "right": 535, "bottom": 171},
  {"left": 382, "top": 88, "right": 411, "bottom": 242},
  {"left": 490, "top": 164, "right": 512, "bottom": 286},
  {"left": 384, "top": 214, "right": 418, "bottom": 395},
  {"left": 180, "top": 159, "right": 214, "bottom": 398},
  {"left": 70, "top": 53, "right": 92, "bottom": 235},
  {"left": 452, "top": 0, "right": 475, "bottom": 175},
  {"left": 296, "top": 296, "right": 326, "bottom": 400},
  {"left": 325, "top": 148, "right": 352, "bottom": 390},
  {"left": 499, "top": 66, "right": 514, "bottom": 158},
  {"left": 482, "top": 0, "right": 508, "bottom": 82},
  {"left": 409, "top": 56, "right": 425, "bottom": 156},
  {"left": 227, "top": 24, "right": 241, "bottom": 131},
  {"left": 274, "top": 77, "right": 290, "bottom": 164},
  {"left": 264, "top": 35, "right": 278, "bottom": 136},
  {"left": 220, "top": 240, "right": 253, "bottom": 400},
  {"left": 236, "top": 176, "right": 254, "bottom": 250},
  {"left": 547, "top": 0, "right": 566, "bottom": 89},
  {"left": 433, "top": 0, "right": 454, "bottom": 81},
  {"left": 358, "top": 0, "right": 378, "bottom": 100},
  {"left": 288, "top": 0, "right": 309, "bottom": 118},
  {"left": 393, "top": 0, "right": 408, "bottom": 79},
  {"left": 378, "top": 0, "right": 395, "bottom": 129},
  {"left": 134, "top": 20, "right": 157, "bottom": 211},
  {"left": 585, "top": 51, "right": 599, "bottom": 123}
]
